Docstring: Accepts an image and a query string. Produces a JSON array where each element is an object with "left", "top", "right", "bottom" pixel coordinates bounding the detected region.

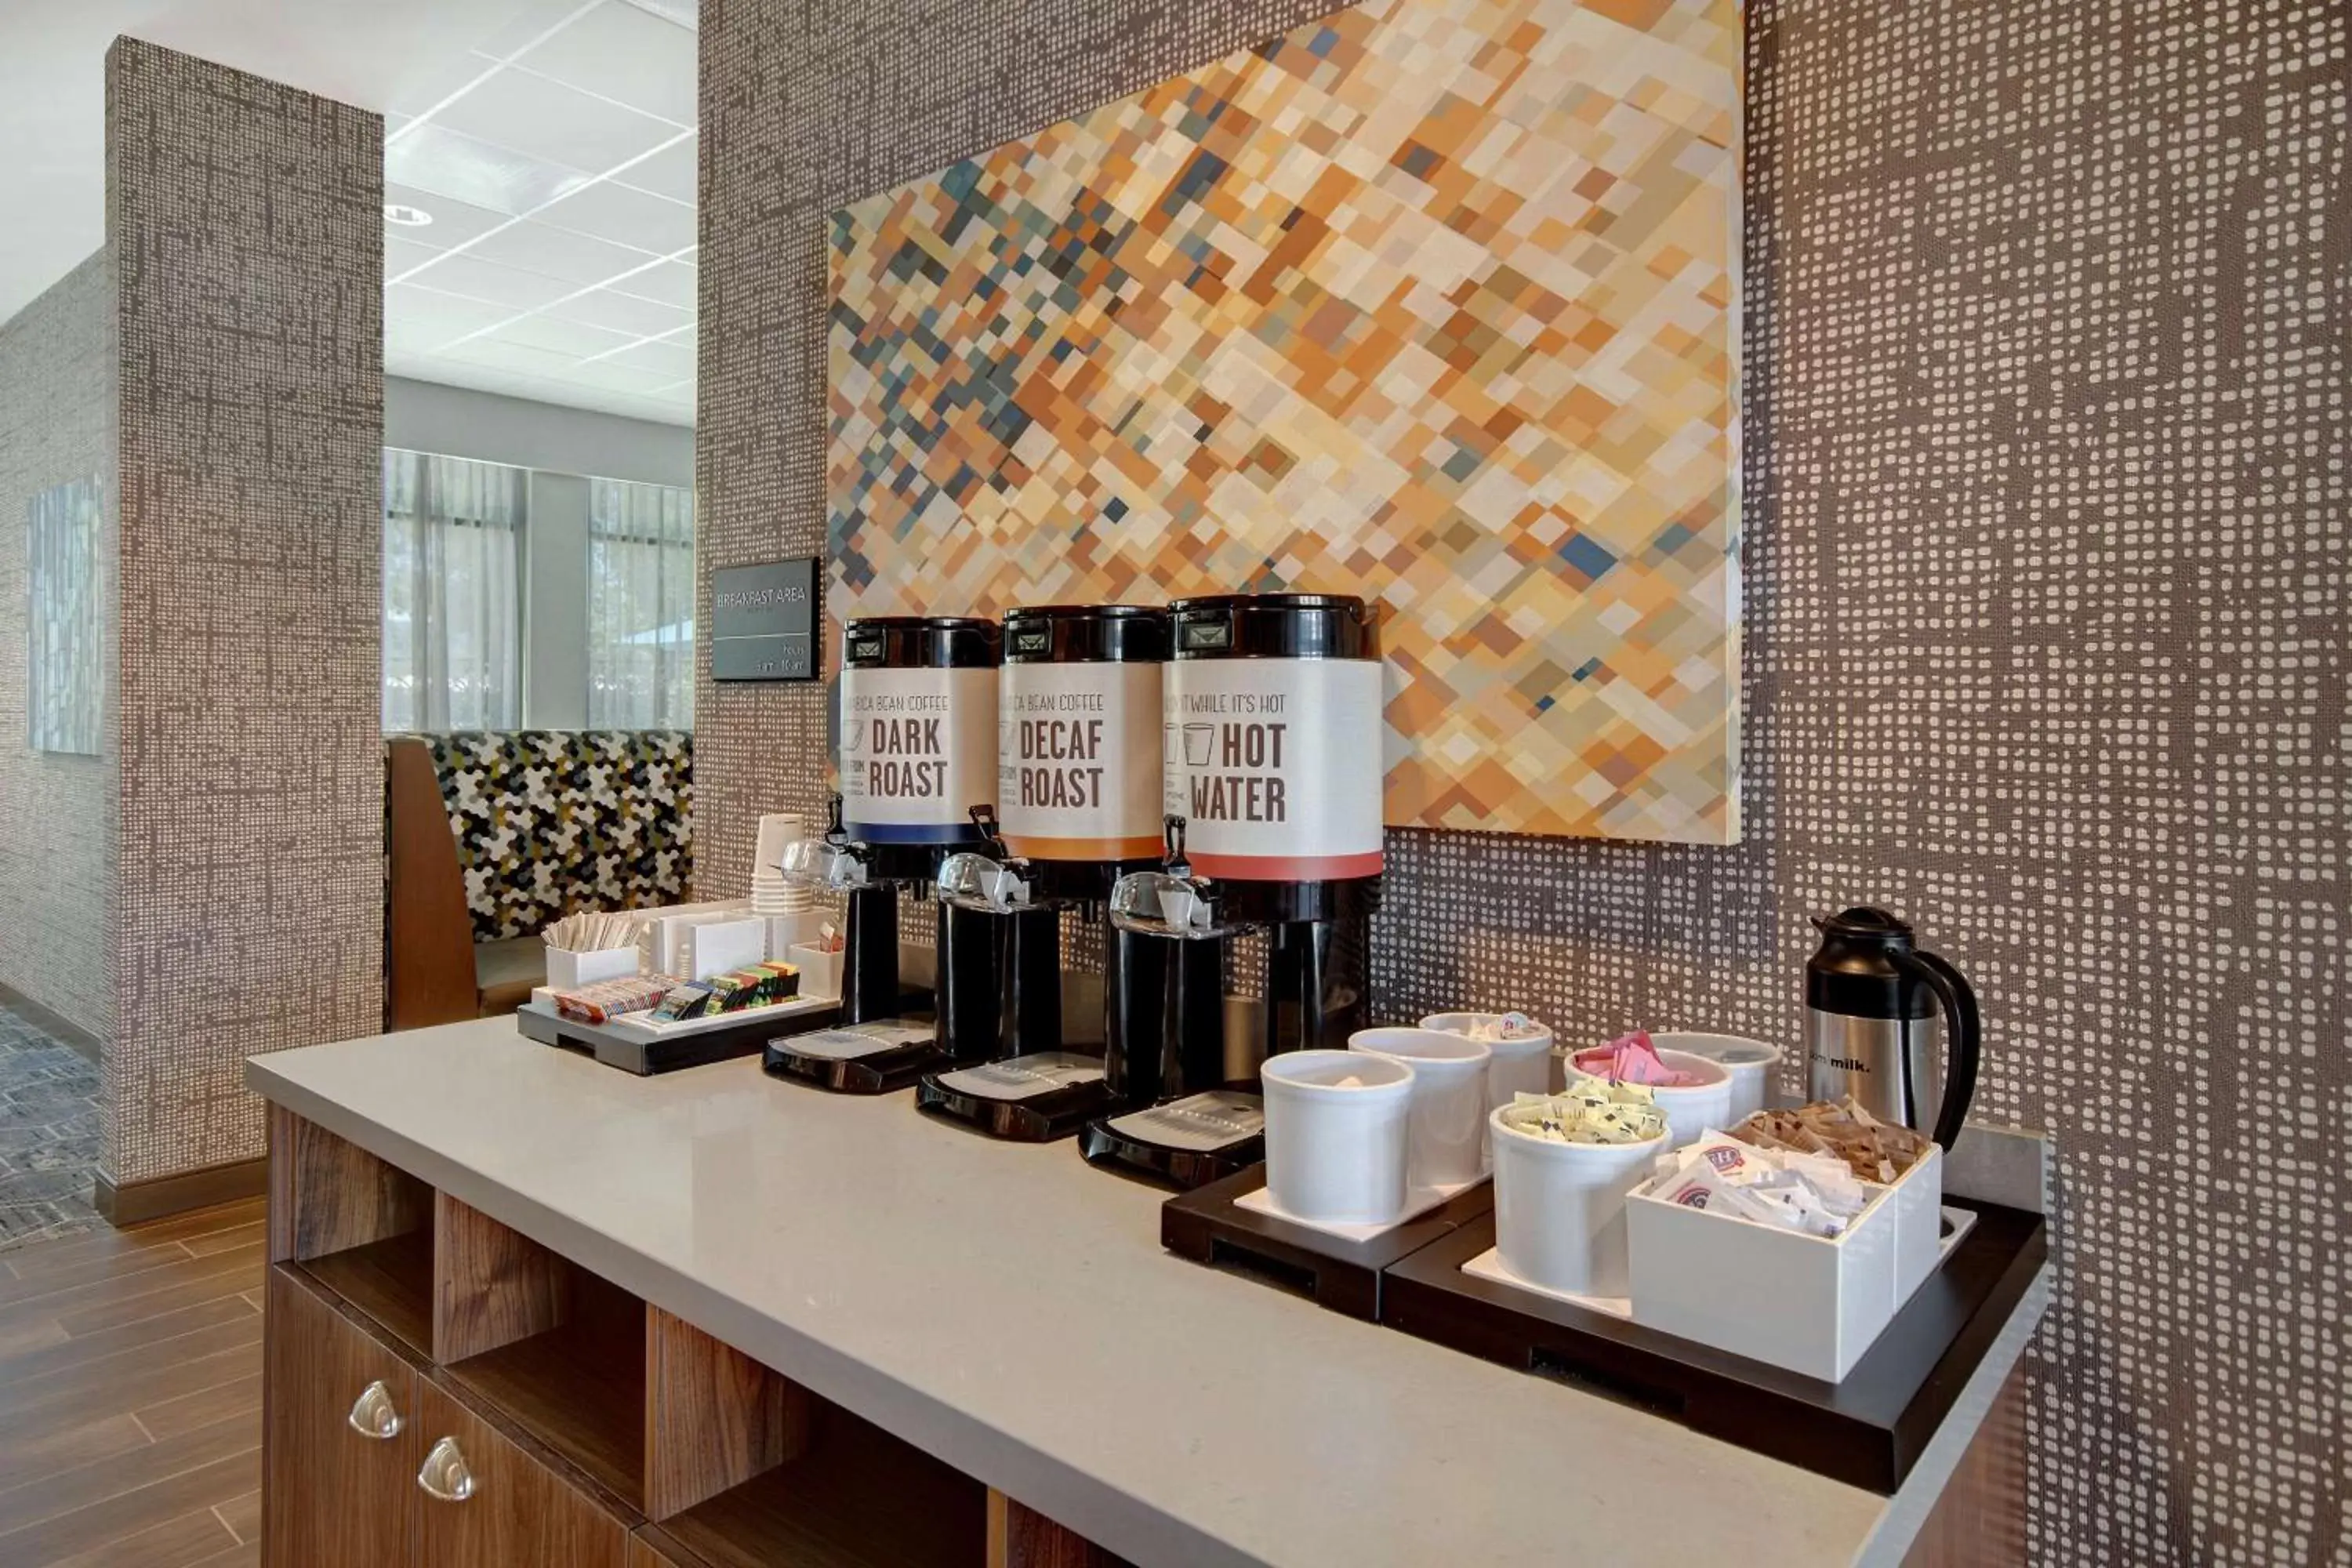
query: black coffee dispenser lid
[
  {"left": 1169, "top": 593, "right": 1376, "bottom": 660},
  {"left": 1002, "top": 604, "right": 1170, "bottom": 662},
  {"left": 844, "top": 615, "right": 1000, "bottom": 668}
]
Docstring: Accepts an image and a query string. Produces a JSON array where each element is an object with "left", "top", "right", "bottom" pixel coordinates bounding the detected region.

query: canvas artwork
[
  {"left": 829, "top": 0, "right": 1740, "bottom": 842},
  {"left": 27, "top": 476, "right": 103, "bottom": 756}
]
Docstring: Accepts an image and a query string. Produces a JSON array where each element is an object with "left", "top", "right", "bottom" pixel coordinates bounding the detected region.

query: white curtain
[
  {"left": 587, "top": 477, "right": 695, "bottom": 728},
  {"left": 383, "top": 448, "right": 524, "bottom": 733}
]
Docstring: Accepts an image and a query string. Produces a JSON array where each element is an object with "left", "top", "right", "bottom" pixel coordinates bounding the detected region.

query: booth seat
[{"left": 385, "top": 730, "right": 692, "bottom": 1029}]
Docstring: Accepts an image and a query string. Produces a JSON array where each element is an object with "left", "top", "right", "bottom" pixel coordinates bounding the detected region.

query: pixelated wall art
[{"left": 828, "top": 0, "right": 1742, "bottom": 843}]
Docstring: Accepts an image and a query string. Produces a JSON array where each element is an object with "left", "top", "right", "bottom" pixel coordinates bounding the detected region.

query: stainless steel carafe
[{"left": 1804, "top": 908, "right": 1980, "bottom": 1149}]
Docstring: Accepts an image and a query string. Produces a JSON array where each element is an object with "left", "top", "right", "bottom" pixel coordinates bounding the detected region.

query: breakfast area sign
[{"left": 712, "top": 557, "right": 821, "bottom": 681}]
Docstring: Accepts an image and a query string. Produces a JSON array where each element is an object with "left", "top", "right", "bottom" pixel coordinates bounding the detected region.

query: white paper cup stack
[{"left": 752, "top": 813, "right": 811, "bottom": 916}]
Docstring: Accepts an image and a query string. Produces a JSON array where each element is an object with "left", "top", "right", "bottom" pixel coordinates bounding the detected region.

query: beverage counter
[{"left": 247, "top": 1018, "right": 2047, "bottom": 1567}]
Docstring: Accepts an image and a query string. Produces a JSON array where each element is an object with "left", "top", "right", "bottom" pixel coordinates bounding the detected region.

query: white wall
[{"left": 385, "top": 376, "right": 693, "bottom": 488}]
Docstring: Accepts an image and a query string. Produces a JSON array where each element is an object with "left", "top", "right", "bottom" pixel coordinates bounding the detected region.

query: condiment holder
[
  {"left": 1646, "top": 1031, "right": 1783, "bottom": 1123},
  {"left": 1484, "top": 1104, "right": 1666, "bottom": 1300},
  {"left": 1562, "top": 1046, "right": 1733, "bottom": 1149},
  {"left": 1419, "top": 1011, "right": 1556, "bottom": 1101}
]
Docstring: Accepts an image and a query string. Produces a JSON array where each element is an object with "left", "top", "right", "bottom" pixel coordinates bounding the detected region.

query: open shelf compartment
[
  {"left": 434, "top": 1192, "right": 648, "bottom": 1511},
  {"left": 640, "top": 1307, "right": 987, "bottom": 1567},
  {"left": 267, "top": 1103, "right": 435, "bottom": 1353}
]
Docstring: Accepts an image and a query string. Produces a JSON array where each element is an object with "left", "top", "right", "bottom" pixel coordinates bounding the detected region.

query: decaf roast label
[
  {"left": 1000, "top": 662, "right": 1163, "bottom": 859},
  {"left": 841, "top": 666, "right": 997, "bottom": 838},
  {"left": 1164, "top": 659, "right": 1383, "bottom": 880}
]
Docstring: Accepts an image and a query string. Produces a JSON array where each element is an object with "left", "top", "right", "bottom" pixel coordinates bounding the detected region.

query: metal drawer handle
[
  {"left": 417, "top": 1436, "right": 474, "bottom": 1502},
  {"left": 347, "top": 1380, "right": 402, "bottom": 1440}
]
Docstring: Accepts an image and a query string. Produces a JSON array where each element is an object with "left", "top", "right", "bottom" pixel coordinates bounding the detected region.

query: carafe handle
[{"left": 1892, "top": 948, "right": 1980, "bottom": 1149}]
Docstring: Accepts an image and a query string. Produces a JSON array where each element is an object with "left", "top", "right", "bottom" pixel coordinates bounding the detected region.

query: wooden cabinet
[
  {"left": 266, "top": 1110, "right": 1115, "bottom": 1568},
  {"left": 264, "top": 1266, "right": 422, "bottom": 1568},
  {"left": 628, "top": 1534, "right": 691, "bottom": 1568},
  {"left": 408, "top": 1378, "right": 630, "bottom": 1568}
]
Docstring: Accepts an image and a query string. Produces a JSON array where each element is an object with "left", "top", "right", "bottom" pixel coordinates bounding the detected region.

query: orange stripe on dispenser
[
  {"left": 1002, "top": 833, "right": 1168, "bottom": 862},
  {"left": 1187, "top": 850, "right": 1385, "bottom": 881}
]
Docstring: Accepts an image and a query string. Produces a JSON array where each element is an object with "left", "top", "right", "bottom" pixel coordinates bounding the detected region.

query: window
[
  {"left": 587, "top": 477, "right": 695, "bottom": 728},
  {"left": 382, "top": 449, "right": 524, "bottom": 733}
]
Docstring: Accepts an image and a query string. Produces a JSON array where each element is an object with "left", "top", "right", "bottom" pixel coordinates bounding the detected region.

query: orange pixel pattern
[{"left": 829, "top": 0, "right": 1740, "bottom": 842}]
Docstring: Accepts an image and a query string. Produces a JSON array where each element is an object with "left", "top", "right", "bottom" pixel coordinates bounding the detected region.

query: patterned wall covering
[
  {"left": 0, "top": 252, "right": 115, "bottom": 1042},
  {"left": 702, "top": 1, "right": 2347, "bottom": 1560},
  {"left": 827, "top": 0, "right": 1741, "bottom": 844},
  {"left": 107, "top": 39, "right": 383, "bottom": 1188},
  {"left": 421, "top": 730, "right": 694, "bottom": 942}
]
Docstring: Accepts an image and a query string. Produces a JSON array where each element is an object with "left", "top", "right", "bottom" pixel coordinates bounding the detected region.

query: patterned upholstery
[{"left": 419, "top": 731, "right": 692, "bottom": 942}]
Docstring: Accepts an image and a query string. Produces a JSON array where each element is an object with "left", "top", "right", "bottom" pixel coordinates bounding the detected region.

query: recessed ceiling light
[{"left": 384, "top": 202, "right": 434, "bottom": 228}]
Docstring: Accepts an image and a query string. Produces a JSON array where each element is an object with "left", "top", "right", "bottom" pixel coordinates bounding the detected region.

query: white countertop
[{"left": 249, "top": 1018, "right": 1931, "bottom": 1568}]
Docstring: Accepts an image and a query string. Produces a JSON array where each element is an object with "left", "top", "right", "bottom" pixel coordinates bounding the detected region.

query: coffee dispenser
[
  {"left": 1081, "top": 593, "right": 1385, "bottom": 1186},
  {"left": 763, "top": 615, "right": 999, "bottom": 1094},
  {"left": 913, "top": 604, "right": 1170, "bottom": 1139}
]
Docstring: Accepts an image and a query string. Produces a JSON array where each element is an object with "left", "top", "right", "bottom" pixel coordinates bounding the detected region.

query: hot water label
[
  {"left": 1163, "top": 658, "right": 1383, "bottom": 880},
  {"left": 999, "top": 662, "right": 1163, "bottom": 860},
  {"left": 840, "top": 666, "right": 997, "bottom": 842}
]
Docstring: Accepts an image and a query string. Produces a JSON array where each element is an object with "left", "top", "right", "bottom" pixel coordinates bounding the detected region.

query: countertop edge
[
  {"left": 1852, "top": 1265, "right": 2052, "bottom": 1566},
  {"left": 246, "top": 1053, "right": 1261, "bottom": 1568}
]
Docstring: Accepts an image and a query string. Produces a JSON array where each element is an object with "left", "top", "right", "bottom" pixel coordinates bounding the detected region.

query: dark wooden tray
[
  {"left": 1378, "top": 1198, "right": 2045, "bottom": 1493},
  {"left": 517, "top": 998, "right": 840, "bottom": 1075},
  {"left": 1162, "top": 1164, "right": 1495, "bottom": 1321}
]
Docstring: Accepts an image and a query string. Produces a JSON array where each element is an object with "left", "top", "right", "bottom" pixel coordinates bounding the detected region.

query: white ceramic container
[
  {"left": 1350, "top": 1028, "right": 1491, "bottom": 1189},
  {"left": 1420, "top": 1011, "right": 1556, "bottom": 1102},
  {"left": 1626, "top": 1145, "right": 1944, "bottom": 1381},
  {"left": 545, "top": 946, "right": 639, "bottom": 992},
  {"left": 1261, "top": 1050, "right": 1416, "bottom": 1226},
  {"left": 1647, "top": 1032, "right": 1783, "bottom": 1124},
  {"left": 1489, "top": 1106, "right": 1668, "bottom": 1298},
  {"left": 1563, "top": 1047, "right": 1733, "bottom": 1150}
]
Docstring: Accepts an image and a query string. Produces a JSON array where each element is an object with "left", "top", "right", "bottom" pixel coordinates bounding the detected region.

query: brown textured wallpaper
[
  {"left": 0, "top": 252, "right": 115, "bottom": 1043},
  {"left": 106, "top": 39, "right": 384, "bottom": 1187},
  {"left": 699, "top": 2, "right": 2349, "bottom": 1560}
]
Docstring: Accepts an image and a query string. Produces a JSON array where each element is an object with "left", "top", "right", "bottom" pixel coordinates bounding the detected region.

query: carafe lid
[{"left": 1813, "top": 906, "right": 1915, "bottom": 941}]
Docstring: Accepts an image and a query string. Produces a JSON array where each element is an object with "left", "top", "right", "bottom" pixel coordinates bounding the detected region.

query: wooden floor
[{"left": 0, "top": 1199, "right": 265, "bottom": 1566}]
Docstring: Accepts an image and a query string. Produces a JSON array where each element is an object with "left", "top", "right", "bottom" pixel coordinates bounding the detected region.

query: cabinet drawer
[
  {"left": 264, "top": 1265, "right": 420, "bottom": 1568},
  {"left": 409, "top": 1377, "right": 630, "bottom": 1568}
]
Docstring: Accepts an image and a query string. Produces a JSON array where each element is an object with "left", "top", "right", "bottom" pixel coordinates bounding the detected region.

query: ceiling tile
[
  {"left": 514, "top": 2, "right": 698, "bottom": 125},
  {"left": 535, "top": 180, "right": 695, "bottom": 255},
  {"left": 387, "top": 122, "right": 591, "bottom": 218},
  {"left": 384, "top": 49, "right": 500, "bottom": 118},
  {"left": 610, "top": 134, "right": 695, "bottom": 204},
  {"left": 596, "top": 336, "right": 696, "bottom": 379},
  {"left": 432, "top": 64, "right": 679, "bottom": 176},
  {"left": 544, "top": 286, "right": 691, "bottom": 337},
  {"left": 383, "top": 182, "right": 512, "bottom": 249},
  {"left": 398, "top": 249, "right": 579, "bottom": 310},
  {"left": 387, "top": 284, "right": 520, "bottom": 348},
  {"left": 482, "top": 314, "right": 640, "bottom": 358},
  {"left": 474, "top": 0, "right": 608, "bottom": 62},
  {"left": 440, "top": 337, "right": 589, "bottom": 377},
  {"left": 564, "top": 358, "right": 687, "bottom": 394},
  {"left": 606, "top": 258, "right": 696, "bottom": 309},
  {"left": 386, "top": 236, "right": 443, "bottom": 279},
  {"left": 466, "top": 219, "right": 659, "bottom": 285}
]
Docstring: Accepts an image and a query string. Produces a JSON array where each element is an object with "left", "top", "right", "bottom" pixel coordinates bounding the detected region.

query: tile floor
[{"left": 0, "top": 1003, "right": 103, "bottom": 1251}]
